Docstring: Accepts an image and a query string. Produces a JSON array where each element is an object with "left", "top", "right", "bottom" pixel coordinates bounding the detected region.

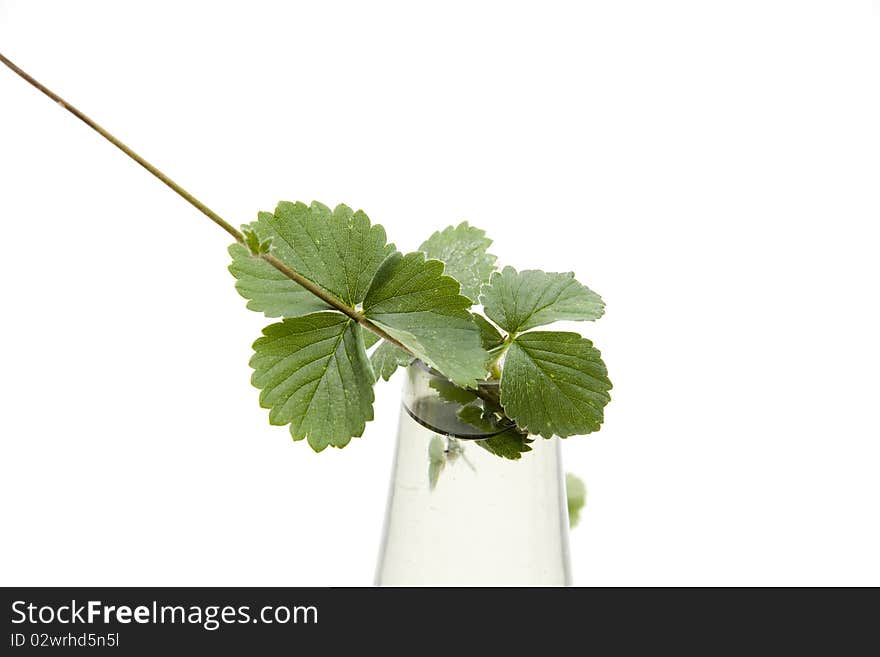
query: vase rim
[
  {"left": 406, "top": 360, "right": 512, "bottom": 440},
  {"left": 411, "top": 359, "right": 501, "bottom": 392}
]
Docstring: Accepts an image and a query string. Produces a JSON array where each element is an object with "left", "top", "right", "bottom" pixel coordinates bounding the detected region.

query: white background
[{"left": 1, "top": 1, "right": 878, "bottom": 586}]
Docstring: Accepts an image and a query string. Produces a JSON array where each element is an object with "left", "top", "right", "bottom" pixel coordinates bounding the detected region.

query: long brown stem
[
  {"left": 0, "top": 51, "right": 243, "bottom": 243},
  {"left": 0, "top": 50, "right": 413, "bottom": 354}
]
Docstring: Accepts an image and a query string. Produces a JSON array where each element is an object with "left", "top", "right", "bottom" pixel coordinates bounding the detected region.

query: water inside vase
[{"left": 375, "top": 364, "right": 572, "bottom": 586}]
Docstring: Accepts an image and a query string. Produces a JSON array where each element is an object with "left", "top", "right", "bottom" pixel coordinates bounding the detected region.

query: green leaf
[
  {"left": 458, "top": 406, "right": 532, "bottom": 461},
  {"left": 429, "top": 435, "right": 447, "bottom": 463},
  {"left": 370, "top": 340, "right": 414, "bottom": 381},
  {"left": 249, "top": 201, "right": 396, "bottom": 307},
  {"left": 473, "top": 313, "right": 505, "bottom": 351},
  {"left": 566, "top": 473, "right": 587, "bottom": 527},
  {"left": 429, "top": 378, "right": 479, "bottom": 405},
  {"left": 362, "top": 252, "right": 489, "bottom": 388},
  {"left": 481, "top": 266, "right": 605, "bottom": 334},
  {"left": 419, "top": 222, "right": 497, "bottom": 301},
  {"left": 242, "top": 227, "right": 262, "bottom": 255},
  {"left": 476, "top": 429, "right": 534, "bottom": 460},
  {"left": 428, "top": 436, "right": 446, "bottom": 490},
  {"left": 501, "top": 331, "right": 612, "bottom": 438},
  {"left": 228, "top": 243, "right": 332, "bottom": 318},
  {"left": 363, "top": 330, "right": 381, "bottom": 350},
  {"left": 250, "top": 312, "right": 375, "bottom": 452},
  {"left": 456, "top": 405, "right": 534, "bottom": 460}
]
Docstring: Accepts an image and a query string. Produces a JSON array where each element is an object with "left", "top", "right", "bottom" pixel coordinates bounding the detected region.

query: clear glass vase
[{"left": 375, "top": 362, "right": 572, "bottom": 586}]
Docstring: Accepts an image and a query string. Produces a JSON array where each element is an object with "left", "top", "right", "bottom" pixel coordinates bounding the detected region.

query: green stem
[
  {"left": 486, "top": 333, "right": 515, "bottom": 380},
  {"left": 0, "top": 50, "right": 413, "bottom": 355},
  {"left": 489, "top": 360, "right": 503, "bottom": 380}
]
